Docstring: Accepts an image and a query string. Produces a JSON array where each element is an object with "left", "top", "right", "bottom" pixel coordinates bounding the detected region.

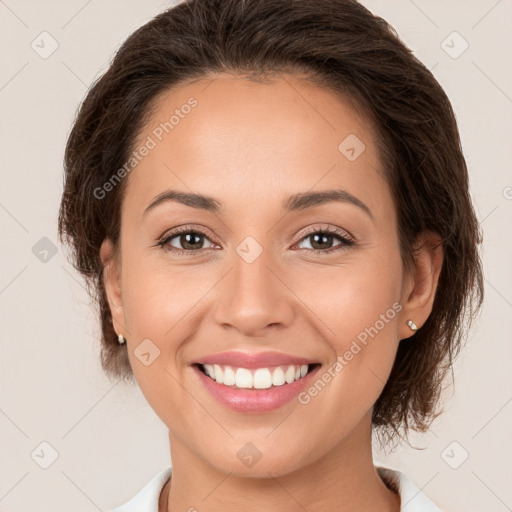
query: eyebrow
[
  {"left": 143, "top": 188, "right": 373, "bottom": 219},
  {"left": 283, "top": 189, "right": 373, "bottom": 219}
]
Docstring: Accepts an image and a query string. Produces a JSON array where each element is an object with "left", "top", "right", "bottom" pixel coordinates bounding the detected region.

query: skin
[{"left": 100, "top": 72, "right": 443, "bottom": 512}]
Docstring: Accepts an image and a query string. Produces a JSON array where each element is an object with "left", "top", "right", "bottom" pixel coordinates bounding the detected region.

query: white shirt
[{"left": 108, "top": 465, "right": 442, "bottom": 512}]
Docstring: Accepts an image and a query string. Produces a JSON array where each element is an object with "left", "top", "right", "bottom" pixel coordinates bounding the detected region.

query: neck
[{"left": 161, "top": 412, "right": 400, "bottom": 512}]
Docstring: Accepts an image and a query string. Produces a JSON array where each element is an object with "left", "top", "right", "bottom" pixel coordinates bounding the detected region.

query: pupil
[
  {"left": 182, "top": 233, "right": 202, "bottom": 250},
  {"left": 312, "top": 233, "right": 332, "bottom": 250}
]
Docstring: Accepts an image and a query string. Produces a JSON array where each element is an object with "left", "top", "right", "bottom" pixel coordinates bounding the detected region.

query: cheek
[
  {"left": 290, "top": 261, "right": 402, "bottom": 438},
  {"left": 295, "top": 252, "right": 403, "bottom": 402},
  {"left": 120, "top": 247, "right": 205, "bottom": 336},
  {"left": 119, "top": 252, "right": 223, "bottom": 397},
  {"left": 296, "top": 251, "right": 402, "bottom": 340}
]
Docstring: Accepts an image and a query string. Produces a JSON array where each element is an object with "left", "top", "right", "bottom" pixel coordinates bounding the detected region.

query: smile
[
  {"left": 192, "top": 351, "right": 322, "bottom": 413},
  {"left": 197, "top": 363, "right": 316, "bottom": 390}
]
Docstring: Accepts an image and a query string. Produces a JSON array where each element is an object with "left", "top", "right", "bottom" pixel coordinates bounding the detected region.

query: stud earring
[
  {"left": 406, "top": 320, "right": 418, "bottom": 332},
  {"left": 118, "top": 333, "right": 126, "bottom": 344}
]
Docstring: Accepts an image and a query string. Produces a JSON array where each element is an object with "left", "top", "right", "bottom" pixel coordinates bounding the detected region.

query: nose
[{"left": 213, "top": 248, "right": 294, "bottom": 337}]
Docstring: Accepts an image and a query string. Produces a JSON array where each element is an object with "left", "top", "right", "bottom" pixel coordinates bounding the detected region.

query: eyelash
[{"left": 155, "top": 225, "right": 355, "bottom": 257}]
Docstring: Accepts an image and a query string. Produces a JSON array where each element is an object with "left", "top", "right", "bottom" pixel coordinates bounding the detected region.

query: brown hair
[{"left": 58, "top": 0, "right": 484, "bottom": 448}]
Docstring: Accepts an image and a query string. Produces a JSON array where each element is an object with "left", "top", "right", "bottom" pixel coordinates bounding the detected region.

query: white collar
[{"left": 376, "top": 466, "right": 441, "bottom": 511}]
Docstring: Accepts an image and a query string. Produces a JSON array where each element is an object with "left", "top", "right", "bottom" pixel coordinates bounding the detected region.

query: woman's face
[{"left": 102, "top": 72, "right": 421, "bottom": 477}]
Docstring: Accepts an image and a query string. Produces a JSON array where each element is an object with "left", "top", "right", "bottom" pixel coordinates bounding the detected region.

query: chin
[{"left": 199, "top": 441, "right": 312, "bottom": 479}]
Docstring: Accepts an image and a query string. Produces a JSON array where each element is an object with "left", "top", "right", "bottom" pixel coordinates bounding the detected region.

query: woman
[{"left": 58, "top": 0, "right": 483, "bottom": 510}]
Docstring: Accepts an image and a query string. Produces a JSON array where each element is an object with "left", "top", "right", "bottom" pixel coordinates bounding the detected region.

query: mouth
[
  {"left": 195, "top": 362, "right": 321, "bottom": 390},
  {"left": 191, "top": 350, "right": 322, "bottom": 413}
]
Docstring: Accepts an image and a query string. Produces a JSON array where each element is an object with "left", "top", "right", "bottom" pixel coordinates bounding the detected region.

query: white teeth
[
  {"left": 223, "top": 366, "right": 236, "bottom": 386},
  {"left": 201, "top": 363, "right": 311, "bottom": 389},
  {"left": 253, "top": 368, "right": 272, "bottom": 389},
  {"left": 214, "top": 364, "right": 223, "bottom": 384},
  {"left": 235, "top": 368, "right": 253, "bottom": 388},
  {"left": 272, "top": 367, "right": 285, "bottom": 386},
  {"left": 204, "top": 364, "right": 214, "bottom": 378},
  {"left": 284, "top": 366, "right": 296, "bottom": 384}
]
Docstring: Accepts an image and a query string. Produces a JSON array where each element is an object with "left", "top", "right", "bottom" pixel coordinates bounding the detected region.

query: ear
[
  {"left": 399, "top": 231, "right": 444, "bottom": 340},
  {"left": 100, "top": 238, "right": 126, "bottom": 338}
]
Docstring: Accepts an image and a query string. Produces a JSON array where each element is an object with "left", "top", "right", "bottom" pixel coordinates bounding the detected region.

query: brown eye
[
  {"left": 304, "top": 232, "right": 339, "bottom": 250},
  {"left": 171, "top": 232, "right": 206, "bottom": 250},
  {"left": 295, "top": 228, "right": 355, "bottom": 254},
  {"left": 157, "top": 228, "right": 217, "bottom": 255}
]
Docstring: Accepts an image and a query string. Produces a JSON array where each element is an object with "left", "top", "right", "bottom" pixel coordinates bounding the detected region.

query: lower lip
[{"left": 192, "top": 364, "right": 321, "bottom": 413}]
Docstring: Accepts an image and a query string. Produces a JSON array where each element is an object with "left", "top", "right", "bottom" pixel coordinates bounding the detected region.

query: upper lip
[{"left": 194, "top": 351, "right": 318, "bottom": 369}]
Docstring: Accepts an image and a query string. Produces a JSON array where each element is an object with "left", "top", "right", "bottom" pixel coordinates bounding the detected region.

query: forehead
[{"left": 124, "top": 72, "right": 390, "bottom": 220}]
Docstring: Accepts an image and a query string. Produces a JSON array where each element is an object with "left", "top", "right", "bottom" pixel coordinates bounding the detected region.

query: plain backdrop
[{"left": 0, "top": 1, "right": 511, "bottom": 511}]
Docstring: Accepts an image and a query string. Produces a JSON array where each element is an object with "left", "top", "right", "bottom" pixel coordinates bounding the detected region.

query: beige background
[{"left": 1, "top": 1, "right": 511, "bottom": 511}]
